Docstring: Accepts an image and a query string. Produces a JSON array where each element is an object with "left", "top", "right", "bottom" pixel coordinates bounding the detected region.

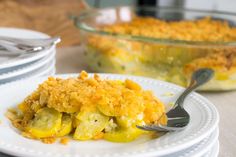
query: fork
[
  {"left": 137, "top": 68, "right": 214, "bottom": 132},
  {"left": 0, "top": 37, "right": 60, "bottom": 56},
  {"left": 0, "top": 41, "right": 44, "bottom": 56},
  {"left": 0, "top": 36, "right": 60, "bottom": 47}
]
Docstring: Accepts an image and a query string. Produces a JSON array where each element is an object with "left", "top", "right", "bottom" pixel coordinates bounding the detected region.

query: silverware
[
  {"left": 0, "top": 36, "right": 60, "bottom": 47},
  {"left": 0, "top": 37, "right": 60, "bottom": 56},
  {"left": 0, "top": 42, "right": 43, "bottom": 55},
  {"left": 137, "top": 68, "right": 214, "bottom": 132}
]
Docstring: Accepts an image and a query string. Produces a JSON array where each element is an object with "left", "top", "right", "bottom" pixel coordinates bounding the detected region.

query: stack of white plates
[
  {"left": 0, "top": 28, "right": 56, "bottom": 84},
  {"left": 0, "top": 74, "right": 219, "bottom": 157}
]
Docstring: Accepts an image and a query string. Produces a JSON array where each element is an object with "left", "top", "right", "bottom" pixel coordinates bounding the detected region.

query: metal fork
[
  {"left": 137, "top": 68, "right": 214, "bottom": 132},
  {"left": 0, "top": 36, "right": 60, "bottom": 47},
  {"left": 0, "top": 37, "right": 60, "bottom": 56},
  {"left": 0, "top": 41, "right": 43, "bottom": 56}
]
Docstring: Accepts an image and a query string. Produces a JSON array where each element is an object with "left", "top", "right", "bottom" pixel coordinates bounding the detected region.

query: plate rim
[
  {"left": 0, "top": 27, "right": 53, "bottom": 69},
  {"left": 208, "top": 140, "right": 220, "bottom": 157},
  {"left": 0, "top": 51, "right": 55, "bottom": 80},
  {"left": 173, "top": 128, "right": 219, "bottom": 157},
  {"left": 0, "top": 59, "right": 55, "bottom": 86},
  {"left": 0, "top": 73, "right": 219, "bottom": 157}
]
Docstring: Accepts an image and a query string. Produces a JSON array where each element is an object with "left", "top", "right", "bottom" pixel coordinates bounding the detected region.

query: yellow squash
[
  {"left": 74, "top": 111, "right": 109, "bottom": 140},
  {"left": 26, "top": 107, "right": 62, "bottom": 138},
  {"left": 57, "top": 114, "right": 72, "bottom": 137}
]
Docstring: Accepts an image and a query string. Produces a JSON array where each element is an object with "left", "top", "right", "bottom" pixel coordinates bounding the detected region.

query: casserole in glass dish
[{"left": 74, "top": 6, "right": 236, "bottom": 91}]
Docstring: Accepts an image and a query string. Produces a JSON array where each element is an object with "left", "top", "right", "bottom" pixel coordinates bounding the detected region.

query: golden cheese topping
[
  {"left": 22, "top": 71, "right": 164, "bottom": 121},
  {"left": 84, "top": 17, "right": 236, "bottom": 91},
  {"left": 8, "top": 71, "right": 167, "bottom": 143},
  {"left": 103, "top": 17, "right": 236, "bottom": 42}
]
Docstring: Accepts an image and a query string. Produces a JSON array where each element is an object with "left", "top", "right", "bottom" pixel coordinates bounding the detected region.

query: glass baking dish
[{"left": 73, "top": 6, "right": 236, "bottom": 91}]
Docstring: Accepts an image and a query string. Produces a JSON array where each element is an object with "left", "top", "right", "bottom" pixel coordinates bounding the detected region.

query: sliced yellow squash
[
  {"left": 116, "top": 116, "right": 135, "bottom": 128},
  {"left": 57, "top": 114, "right": 72, "bottom": 137},
  {"left": 104, "top": 127, "right": 145, "bottom": 142},
  {"left": 116, "top": 114, "right": 145, "bottom": 129},
  {"left": 73, "top": 111, "right": 109, "bottom": 140},
  {"left": 26, "top": 107, "right": 62, "bottom": 138},
  {"left": 97, "top": 102, "right": 121, "bottom": 117},
  {"left": 72, "top": 115, "right": 80, "bottom": 128}
]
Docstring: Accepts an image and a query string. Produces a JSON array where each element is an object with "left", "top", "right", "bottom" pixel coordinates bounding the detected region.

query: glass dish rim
[{"left": 74, "top": 6, "right": 236, "bottom": 47}]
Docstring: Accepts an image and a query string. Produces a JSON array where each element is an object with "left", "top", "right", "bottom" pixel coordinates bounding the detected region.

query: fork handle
[
  {"left": 174, "top": 68, "right": 214, "bottom": 108},
  {"left": 174, "top": 80, "right": 198, "bottom": 108}
]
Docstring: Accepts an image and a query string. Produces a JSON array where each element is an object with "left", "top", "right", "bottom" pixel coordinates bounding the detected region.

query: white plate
[
  {"left": 0, "top": 74, "right": 219, "bottom": 157},
  {"left": 163, "top": 128, "right": 219, "bottom": 157},
  {"left": 28, "top": 60, "right": 55, "bottom": 78},
  {"left": 0, "top": 50, "right": 55, "bottom": 80},
  {"left": 0, "top": 59, "right": 55, "bottom": 85},
  {"left": 209, "top": 141, "right": 219, "bottom": 157},
  {"left": 44, "top": 68, "right": 56, "bottom": 77},
  {"left": 0, "top": 28, "right": 54, "bottom": 69},
  {"left": 202, "top": 140, "right": 219, "bottom": 157}
]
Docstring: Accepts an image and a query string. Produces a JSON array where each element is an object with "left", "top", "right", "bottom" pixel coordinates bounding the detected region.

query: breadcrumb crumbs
[
  {"left": 93, "top": 132, "right": 104, "bottom": 140},
  {"left": 41, "top": 137, "right": 56, "bottom": 144},
  {"left": 60, "top": 137, "right": 69, "bottom": 145},
  {"left": 102, "top": 17, "right": 236, "bottom": 42}
]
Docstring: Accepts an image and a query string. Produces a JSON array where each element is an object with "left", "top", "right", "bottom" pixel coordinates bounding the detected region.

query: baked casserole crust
[
  {"left": 84, "top": 17, "right": 236, "bottom": 90},
  {"left": 7, "top": 71, "right": 167, "bottom": 143}
]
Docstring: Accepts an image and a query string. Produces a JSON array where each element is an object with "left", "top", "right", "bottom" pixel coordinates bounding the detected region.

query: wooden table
[{"left": 1, "top": 46, "right": 236, "bottom": 157}]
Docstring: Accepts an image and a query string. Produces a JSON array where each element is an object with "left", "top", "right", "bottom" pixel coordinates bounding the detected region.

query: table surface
[{"left": 1, "top": 46, "right": 236, "bottom": 157}]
